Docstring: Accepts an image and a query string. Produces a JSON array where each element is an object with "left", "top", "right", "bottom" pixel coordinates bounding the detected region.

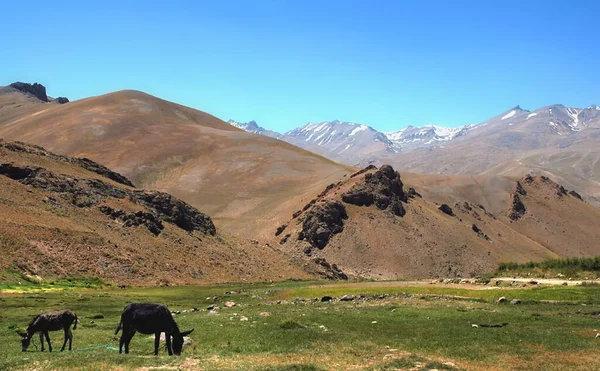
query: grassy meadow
[{"left": 1, "top": 280, "right": 600, "bottom": 370}]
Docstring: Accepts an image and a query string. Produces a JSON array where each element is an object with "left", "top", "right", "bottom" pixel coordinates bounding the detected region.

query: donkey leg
[
  {"left": 68, "top": 330, "right": 73, "bottom": 350},
  {"left": 154, "top": 332, "right": 160, "bottom": 356},
  {"left": 124, "top": 330, "right": 135, "bottom": 354},
  {"left": 165, "top": 333, "right": 173, "bottom": 356},
  {"left": 44, "top": 331, "right": 52, "bottom": 352},
  {"left": 61, "top": 328, "right": 68, "bottom": 351},
  {"left": 39, "top": 332, "right": 45, "bottom": 352}
]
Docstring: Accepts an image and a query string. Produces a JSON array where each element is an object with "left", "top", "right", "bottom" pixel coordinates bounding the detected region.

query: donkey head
[
  {"left": 16, "top": 331, "right": 31, "bottom": 352},
  {"left": 171, "top": 329, "right": 194, "bottom": 355}
]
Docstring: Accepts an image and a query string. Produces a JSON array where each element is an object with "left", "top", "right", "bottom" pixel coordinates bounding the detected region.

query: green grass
[
  {"left": 498, "top": 256, "right": 600, "bottom": 279},
  {"left": 2, "top": 281, "right": 600, "bottom": 370}
]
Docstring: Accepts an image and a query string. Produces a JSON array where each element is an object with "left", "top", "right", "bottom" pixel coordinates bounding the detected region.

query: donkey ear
[
  {"left": 181, "top": 329, "right": 194, "bottom": 336},
  {"left": 15, "top": 330, "right": 25, "bottom": 337}
]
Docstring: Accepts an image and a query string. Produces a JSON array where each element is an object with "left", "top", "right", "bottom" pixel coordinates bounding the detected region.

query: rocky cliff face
[{"left": 9, "top": 82, "right": 49, "bottom": 102}]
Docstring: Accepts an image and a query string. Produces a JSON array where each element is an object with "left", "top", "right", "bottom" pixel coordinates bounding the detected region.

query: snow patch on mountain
[{"left": 502, "top": 110, "right": 516, "bottom": 120}]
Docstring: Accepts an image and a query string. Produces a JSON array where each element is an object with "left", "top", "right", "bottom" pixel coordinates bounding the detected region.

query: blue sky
[{"left": 2, "top": 0, "right": 599, "bottom": 132}]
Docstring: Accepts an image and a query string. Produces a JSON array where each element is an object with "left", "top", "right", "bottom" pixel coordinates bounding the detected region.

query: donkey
[
  {"left": 17, "top": 309, "right": 78, "bottom": 352},
  {"left": 115, "top": 303, "right": 194, "bottom": 356}
]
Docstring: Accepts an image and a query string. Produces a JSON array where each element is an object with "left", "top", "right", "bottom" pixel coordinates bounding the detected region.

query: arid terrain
[{"left": 1, "top": 84, "right": 600, "bottom": 283}]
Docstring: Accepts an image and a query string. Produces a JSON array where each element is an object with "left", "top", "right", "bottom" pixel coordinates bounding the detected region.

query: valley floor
[{"left": 1, "top": 280, "right": 600, "bottom": 370}]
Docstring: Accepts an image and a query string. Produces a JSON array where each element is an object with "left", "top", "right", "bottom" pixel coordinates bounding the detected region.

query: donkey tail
[
  {"left": 73, "top": 314, "right": 78, "bottom": 330},
  {"left": 114, "top": 319, "right": 122, "bottom": 335}
]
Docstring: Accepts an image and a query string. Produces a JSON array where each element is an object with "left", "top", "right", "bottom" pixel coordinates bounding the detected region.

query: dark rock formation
[
  {"left": 0, "top": 141, "right": 134, "bottom": 187},
  {"left": 350, "top": 164, "right": 377, "bottom": 178},
  {"left": 522, "top": 174, "right": 534, "bottom": 184},
  {"left": 279, "top": 234, "right": 291, "bottom": 244},
  {"left": 0, "top": 162, "right": 216, "bottom": 235},
  {"left": 515, "top": 181, "right": 527, "bottom": 196},
  {"left": 438, "top": 204, "right": 454, "bottom": 216},
  {"left": 406, "top": 187, "right": 422, "bottom": 199},
  {"left": 10, "top": 82, "right": 48, "bottom": 102},
  {"left": 300, "top": 201, "right": 347, "bottom": 250},
  {"left": 318, "top": 183, "right": 336, "bottom": 198},
  {"left": 569, "top": 190, "right": 583, "bottom": 201},
  {"left": 313, "top": 258, "right": 348, "bottom": 280},
  {"left": 130, "top": 191, "right": 216, "bottom": 235},
  {"left": 99, "top": 206, "right": 164, "bottom": 236},
  {"left": 509, "top": 194, "right": 526, "bottom": 220},
  {"left": 275, "top": 224, "right": 287, "bottom": 236},
  {"left": 342, "top": 164, "right": 407, "bottom": 216},
  {"left": 54, "top": 97, "right": 69, "bottom": 104}
]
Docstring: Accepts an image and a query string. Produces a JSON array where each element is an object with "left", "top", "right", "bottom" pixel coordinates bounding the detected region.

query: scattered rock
[
  {"left": 292, "top": 210, "right": 302, "bottom": 218},
  {"left": 340, "top": 295, "right": 355, "bottom": 302},
  {"left": 207, "top": 310, "right": 220, "bottom": 316},
  {"left": 350, "top": 164, "right": 377, "bottom": 178},
  {"left": 239, "top": 316, "right": 249, "bottom": 321},
  {"left": 510, "top": 299, "right": 521, "bottom": 305},
  {"left": 569, "top": 190, "right": 583, "bottom": 201},
  {"left": 313, "top": 257, "right": 348, "bottom": 280},
  {"left": 321, "top": 296, "right": 333, "bottom": 302},
  {"left": 438, "top": 204, "right": 454, "bottom": 216},
  {"left": 259, "top": 312, "right": 271, "bottom": 317},
  {"left": 496, "top": 296, "right": 507, "bottom": 304},
  {"left": 224, "top": 301, "right": 236, "bottom": 308},
  {"left": 207, "top": 304, "right": 215, "bottom": 311},
  {"left": 275, "top": 224, "right": 287, "bottom": 236},
  {"left": 279, "top": 233, "right": 291, "bottom": 244},
  {"left": 406, "top": 187, "right": 422, "bottom": 199},
  {"left": 300, "top": 201, "right": 347, "bottom": 250}
]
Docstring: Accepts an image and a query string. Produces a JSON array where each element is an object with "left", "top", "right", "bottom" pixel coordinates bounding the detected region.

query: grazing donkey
[
  {"left": 17, "top": 309, "right": 78, "bottom": 352},
  {"left": 115, "top": 303, "right": 194, "bottom": 356}
]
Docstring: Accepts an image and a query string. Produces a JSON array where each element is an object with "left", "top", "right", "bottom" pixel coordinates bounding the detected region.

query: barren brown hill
[
  {"left": 277, "top": 165, "right": 600, "bottom": 279},
  {"left": 0, "top": 88, "right": 353, "bottom": 240},
  {"left": 0, "top": 140, "right": 312, "bottom": 285}
]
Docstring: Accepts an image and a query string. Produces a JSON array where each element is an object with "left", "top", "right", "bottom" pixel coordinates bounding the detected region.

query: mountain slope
[
  {"left": 0, "top": 88, "right": 353, "bottom": 240},
  {"left": 0, "top": 140, "right": 311, "bottom": 284},
  {"left": 277, "top": 165, "right": 600, "bottom": 279}
]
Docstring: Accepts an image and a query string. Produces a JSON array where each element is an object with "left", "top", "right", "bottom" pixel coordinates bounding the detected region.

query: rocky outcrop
[
  {"left": 569, "top": 190, "right": 583, "bottom": 201},
  {"left": 54, "top": 97, "right": 69, "bottom": 104},
  {"left": 298, "top": 201, "right": 347, "bottom": 250},
  {"left": 342, "top": 164, "right": 407, "bottom": 216},
  {"left": 515, "top": 181, "right": 527, "bottom": 196},
  {"left": 350, "top": 164, "right": 377, "bottom": 178},
  {"left": 438, "top": 204, "right": 454, "bottom": 216},
  {"left": 9, "top": 82, "right": 49, "bottom": 102},
  {"left": 130, "top": 191, "right": 216, "bottom": 235},
  {"left": 99, "top": 206, "right": 164, "bottom": 236},
  {"left": 0, "top": 162, "right": 216, "bottom": 235},
  {"left": 509, "top": 194, "right": 526, "bottom": 220},
  {"left": 0, "top": 141, "right": 134, "bottom": 187},
  {"left": 313, "top": 258, "right": 348, "bottom": 280}
]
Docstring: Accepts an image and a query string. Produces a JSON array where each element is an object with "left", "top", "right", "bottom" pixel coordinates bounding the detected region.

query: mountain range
[
  {"left": 1, "top": 82, "right": 600, "bottom": 284},
  {"left": 229, "top": 103, "right": 600, "bottom": 204}
]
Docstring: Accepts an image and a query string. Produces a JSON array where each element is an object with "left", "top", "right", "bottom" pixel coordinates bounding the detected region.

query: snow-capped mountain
[
  {"left": 228, "top": 103, "right": 600, "bottom": 167},
  {"left": 384, "top": 124, "right": 474, "bottom": 149},
  {"left": 282, "top": 120, "right": 399, "bottom": 166},
  {"left": 227, "top": 120, "right": 282, "bottom": 139}
]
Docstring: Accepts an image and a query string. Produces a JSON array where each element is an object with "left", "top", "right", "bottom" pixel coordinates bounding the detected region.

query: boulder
[
  {"left": 438, "top": 204, "right": 454, "bottom": 216},
  {"left": 510, "top": 299, "right": 521, "bottom": 305},
  {"left": 54, "top": 97, "right": 69, "bottom": 104},
  {"left": 496, "top": 296, "right": 507, "bottom": 304},
  {"left": 340, "top": 295, "right": 355, "bottom": 302}
]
